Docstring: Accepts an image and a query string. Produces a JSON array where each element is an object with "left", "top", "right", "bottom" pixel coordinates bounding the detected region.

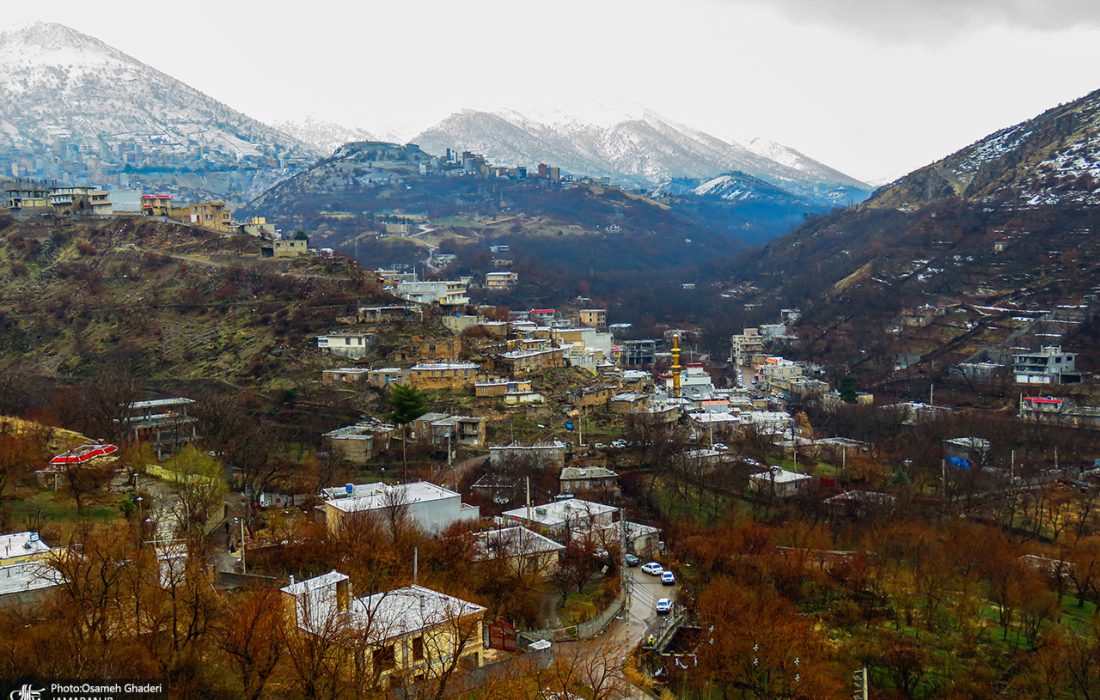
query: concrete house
[
  {"left": 496, "top": 347, "right": 565, "bottom": 376},
  {"left": 322, "top": 367, "right": 372, "bottom": 386},
  {"left": 485, "top": 271, "right": 518, "bottom": 290},
  {"left": 577, "top": 309, "right": 607, "bottom": 330},
  {"left": 0, "top": 532, "right": 63, "bottom": 609},
  {"left": 409, "top": 363, "right": 479, "bottom": 390},
  {"left": 1013, "top": 346, "right": 1080, "bottom": 385},
  {"left": 428, "top": 415, "right": 487, "bottom": 450},
  {"left": 488, "top": 441, "right": 567, "bottom": 469},
  {"left": 281, "top": 572, "right": 485, "bottom": 686},
  {"left": 368, "top": 367, "right": 410, "bottom": 389},
  {"left": 748, "top": 466, "right": 813, "bottom": 498},
  {"left": 501, "top": 498, "right": 618, "bottom": 543},
  {"left": 471, "top": 526, "right": 563, "bottom": 576},
  {"left": 318, "top": 333, "right": 376, "bottom": 359},
  {"left": 324, "top": 421, "right": 395, "bottom": 463},
  {"left": 559, "top": 467, "right": 619, "bottom": 496},
  {"left": 123, "top": 398, "right": 197, "bottom": 460},
  {"left": 263, "top": 238, "right": 309, "bottom": 258},
  {"left": 322, "top": 481, "right": 480, "bottom": 534}
]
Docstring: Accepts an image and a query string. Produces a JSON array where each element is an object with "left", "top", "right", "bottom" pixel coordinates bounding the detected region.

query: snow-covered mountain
[
  {"left": 272, "top": 117, "right": 405, "bottom": 156},
  {"left": 412, "top": 108, "right": 871, "bottom": 205},
  {"left": 0, "top": 22, "right": 319, "bottom": 202},
  {"left": 870, "top": 86, "right": 1100, "bottom": 210}
]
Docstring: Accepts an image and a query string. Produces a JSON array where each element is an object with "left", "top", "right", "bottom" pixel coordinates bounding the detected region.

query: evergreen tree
[{"left": 385, "top": 384, "right": 428, "bottom": 482}]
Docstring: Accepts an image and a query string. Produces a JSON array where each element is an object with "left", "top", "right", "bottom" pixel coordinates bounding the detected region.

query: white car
[
  {"left": 640, "top": 562, "right": 664, "bottom": 576},
  {"left": 713, "top": 443, "right": 728, "bottom": 451},
  {"left": 655, "top": 598, "right": 673, "bottom": 615}
]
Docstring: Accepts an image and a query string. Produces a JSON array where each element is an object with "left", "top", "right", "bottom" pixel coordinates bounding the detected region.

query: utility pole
[
  {"left": 237, "top": 517, "right": 246, "bottom": 575},
  {"left": 526, "top": 476, "right": 532, "bottom": 524},
  {"left": 413, "top": 547, "right": 418, "bottom": 584},
  {"left": 578, "top": 406, "right": 584, "bottom": 448},
  {"left": 621, "top": 506, "right": 630, "bottom": 610}
]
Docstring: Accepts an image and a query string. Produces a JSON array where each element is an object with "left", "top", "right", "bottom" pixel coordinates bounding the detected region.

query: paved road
[{"left": 612, "top": 565, "right": 678, "bottom": 650}]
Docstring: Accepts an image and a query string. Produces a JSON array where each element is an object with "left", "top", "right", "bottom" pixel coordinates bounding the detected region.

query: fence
[
  {"left": 215, "top": 570, "right": 283, "bottom": 590},
  {"left": 518, "top": 592, "right": 626, "bottom": 645}
]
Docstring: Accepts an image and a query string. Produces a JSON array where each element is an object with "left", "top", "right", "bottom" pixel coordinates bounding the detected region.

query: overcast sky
[{"left": 8, "top": 0, "right": 1100, "bottom": 183}]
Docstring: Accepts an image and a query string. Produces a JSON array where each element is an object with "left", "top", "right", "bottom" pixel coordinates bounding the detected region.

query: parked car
[
  {"left": 611, "top": 439, "right": 628, "bottom": 449},
  {"left": 593, "top": 442, "right": 606, "bottom": 449},
  {"left": 641, "top": 562, "right": 664, "bottom": 576},
  {"left": 655, "top": 598, "right": 673, "bottom": 615},
  {"left": 713, "top": 443, "right": 728, "bottom": 451},
  {"left": 661, "top": 571, "right": 676, "bottom": 585},
  {"left": 624, "top": 554, "right": 640, "bottom": 567}
]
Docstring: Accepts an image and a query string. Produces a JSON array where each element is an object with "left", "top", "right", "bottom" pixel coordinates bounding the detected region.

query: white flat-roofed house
[
  {"left": 748, "top": 466, "right": 813, "bottom": 498},
  {"left": 501, "top": 498, "right": 618, "bottom": 543},
  {"left": 0, "top": 532, "right": 62, "bottom": 608},
  {"left": 0, "top": 559, "right": 64, "bottom": 608},
  {"left": 0, "top": 532, "right": 51, "bottom": 566},
  {"left": 318, "top": 333, "right": 376, "bottom": 359},
  {"left": 322, "top": 481, "right": 480, "bottom": 534},
  {"left": 395, "top": 280, "right": 470, "bottom": 307}
]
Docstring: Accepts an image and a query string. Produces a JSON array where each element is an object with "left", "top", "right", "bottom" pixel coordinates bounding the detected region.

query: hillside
[
  {"left": 737, "top": 87, "right": 1100, "bottom": 384},
  {"left": 243, "top": 141, "right": 835, "bottom": 311},
  {"left": 0, "top": 22, "right": 319, "bottom": 203},
  {"left": 870, "top": 87, "right": 1100, "bottom": 210},
  {"left": 0, "top": 214, "right": 385, "bottom": 390}
]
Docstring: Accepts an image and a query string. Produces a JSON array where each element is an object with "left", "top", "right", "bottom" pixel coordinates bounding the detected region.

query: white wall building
[{"left": 322, "top": 481, "right": 480, "bottom": 534}]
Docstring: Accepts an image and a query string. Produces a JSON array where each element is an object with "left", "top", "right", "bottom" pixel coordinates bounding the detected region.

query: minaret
[{"left": 671, "top": 334, "right": 682, "bottom": 398}]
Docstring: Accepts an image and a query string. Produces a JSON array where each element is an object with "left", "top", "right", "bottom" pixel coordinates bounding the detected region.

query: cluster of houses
[
  {"left": 0, "top": 180, "right": 320, "bottom": 256},
  {"left": 317, "top": 306, "right": 619, "bottom": 395},
  {"left": 270, "top": 471, "right": 660, "bottom": 684}
]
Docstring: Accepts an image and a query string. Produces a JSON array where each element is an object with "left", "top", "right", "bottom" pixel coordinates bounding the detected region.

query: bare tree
[{"left": 214, "top": 589, "right": 285, "bottom": 700}]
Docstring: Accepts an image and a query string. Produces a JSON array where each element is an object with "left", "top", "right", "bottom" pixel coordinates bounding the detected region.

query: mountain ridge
[
  {"left": 411, "top": 108, "right": 871, "bottom": 204},
  {"left": 0, "top": 22, "right": 319, "bottom": 203},
  {"left": 736, "top": 85, "right": 1100, "bottom": 382}
]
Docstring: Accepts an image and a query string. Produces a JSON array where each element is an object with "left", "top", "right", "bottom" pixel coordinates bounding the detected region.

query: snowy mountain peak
[
  {"left": 0, "top": 22, "right": 317, "bottom": 202},
  {"left": 413, "top": 108, "right": 871, "bottom": 203},
  {"left": 0, "top": 22, "right": 124, "bottom": 69},
  {"left": 496, "top": 97, "right": 656, "bottom": 130}
]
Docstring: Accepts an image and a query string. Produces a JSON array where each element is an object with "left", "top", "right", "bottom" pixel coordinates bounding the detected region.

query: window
[
  {"left": 373, "top": 644, "right": 396, "bottom": 673},
  {"left": 412, "top": 635, "right": 424, "bottom": 661}
]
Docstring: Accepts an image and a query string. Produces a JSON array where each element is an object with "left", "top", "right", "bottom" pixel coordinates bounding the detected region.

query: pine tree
[{"left": 385, "top": 384, "right": 428, "bottom": 482}]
